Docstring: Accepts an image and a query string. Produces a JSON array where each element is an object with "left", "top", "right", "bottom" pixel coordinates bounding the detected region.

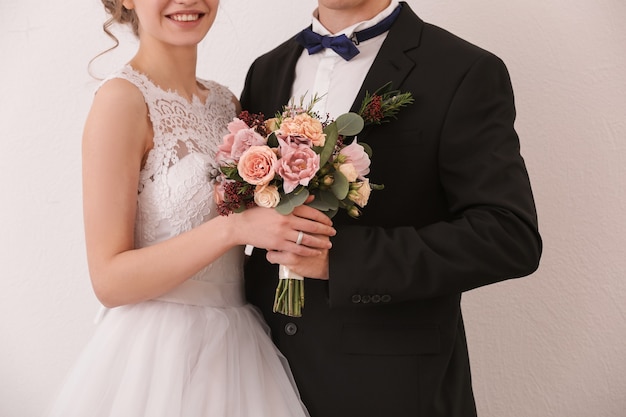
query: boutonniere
[{"left": 357, "top": 81, "right": 414, "bottom": 126}]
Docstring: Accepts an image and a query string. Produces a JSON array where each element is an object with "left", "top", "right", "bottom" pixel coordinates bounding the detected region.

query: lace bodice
[{"left": 102, "top": 66, "right": 243, "bottom": 286}]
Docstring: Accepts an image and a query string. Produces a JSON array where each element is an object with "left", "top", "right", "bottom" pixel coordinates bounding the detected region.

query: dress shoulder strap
[{"left": 97, "top": 65, "right": 158, "bottom": 103}]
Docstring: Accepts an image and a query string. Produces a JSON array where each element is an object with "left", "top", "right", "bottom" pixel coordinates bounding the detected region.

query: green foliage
[
  {"left": 330, "top": 171, "right": 349, "bottom": 200},
  {"left": 335, "top": 112, "right": 364, "bottom": 136},
  {"left": 358, "top": 81, "right": 415, "bottom": 125},
  {"left": 308, "top": 189, "right": 340, "bottom": 212},
  {"left": 318, "top": 122, "right": 338, "bottom": 167},
  {"left": 275, "top": 187, "right": 310, "bottom": 215}
]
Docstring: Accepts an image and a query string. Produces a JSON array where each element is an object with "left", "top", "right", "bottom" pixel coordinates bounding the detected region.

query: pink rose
[
  {"left": 237, "top": 145, "right": 277, "bottom": 185},
  {"left": 214, "top": 180, "right": 226, "bottom": 206},
  {"left": 278, "top": 113, "right": 326, "bottom": 147},
  {"left": 231, "top": 128, "right": 266, "bottom": 160},
  {"left": 276, "top": 140, "right": 320, "bottom": 194},
  {"left": 217, "top": 118, "right": 266, "bottom": 162},
  {"left": 217, "top": 118, "right": 248, "bottom": 162},
  {"left": 339, "top": 140, "right": 370, "bottom": 179}
]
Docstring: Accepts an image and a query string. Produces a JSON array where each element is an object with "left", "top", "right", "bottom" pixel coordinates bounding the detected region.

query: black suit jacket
[{"left": 241, "top": 4, "right": 541, "bottom": 417}]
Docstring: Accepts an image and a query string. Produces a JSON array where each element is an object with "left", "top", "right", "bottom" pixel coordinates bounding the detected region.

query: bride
[{"left": 44, "top": 0, "right": 335, "bottom": 415}]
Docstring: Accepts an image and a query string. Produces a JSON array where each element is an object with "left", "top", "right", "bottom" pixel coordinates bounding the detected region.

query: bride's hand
[{"left": 232, "top": 204, "right": 335, "bottom": 255}]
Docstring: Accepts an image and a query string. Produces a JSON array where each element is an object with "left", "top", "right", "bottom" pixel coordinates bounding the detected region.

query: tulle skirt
[{"left": 44, "top": 300, "right": 309, "bottom": 417}]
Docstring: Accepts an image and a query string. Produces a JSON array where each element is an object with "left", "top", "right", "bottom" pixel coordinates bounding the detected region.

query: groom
[{"left": 241, "top": 1, "right": 542, "bottom": 416}]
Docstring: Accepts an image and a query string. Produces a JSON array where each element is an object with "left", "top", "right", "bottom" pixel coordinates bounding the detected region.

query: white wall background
[{"left": 1, "top": 0, "right": 624, "bottom": 416}]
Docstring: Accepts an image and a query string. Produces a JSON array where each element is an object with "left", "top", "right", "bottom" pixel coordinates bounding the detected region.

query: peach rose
[
  {"left": 237, "top": 145, "right": 277, "bottom": 185},
  {"left": 254, "top": 184, "right": 281, "bottom": 208},
  {"left": 348, "top": 179, "right": 372, "bottom": 208},
  {"left": 265, "top": 117, "right": 280, "bottom": 133},
  {"left": 279, "top": 113, "right": 326, "bottom": 147}
]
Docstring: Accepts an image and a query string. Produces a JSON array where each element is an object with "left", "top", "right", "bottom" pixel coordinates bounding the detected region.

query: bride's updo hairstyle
[
  {"left": 89, "top": 0, "right": 139, "bottom": 77},
  {"left": 102, "top": 0, "right": 140, "bottom": 40}
]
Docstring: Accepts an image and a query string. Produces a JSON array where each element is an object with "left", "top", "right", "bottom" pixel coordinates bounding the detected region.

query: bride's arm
[{"left": 82, "top": 79, "right": 334, "bottom": 308}]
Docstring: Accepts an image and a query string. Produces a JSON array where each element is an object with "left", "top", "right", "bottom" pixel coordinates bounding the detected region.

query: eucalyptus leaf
[
  {"left": 275, "top": 187, "right": 309, "bottom": 215},
  {"left": 331, "top": 171, "right": 349, "bottom": 200},
  {"left": 267, "top": 131, "right": 279, "bottom": 148},
  {"left": 307, "top": 199, "right": 333, "bottom": 212},
  {"left": 319, "top": 123, "right": 338, "bottom": 167},
  {"left": 308, "top": 189, "right": 339, "bottom": 212},
  {"left": 335, "top": 112, "right": 364, "bottom": 136}
]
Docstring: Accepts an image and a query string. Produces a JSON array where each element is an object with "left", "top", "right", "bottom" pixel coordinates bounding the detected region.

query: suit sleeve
[{"left": 328, "top": 53, "right": 542, "bottom": 307}]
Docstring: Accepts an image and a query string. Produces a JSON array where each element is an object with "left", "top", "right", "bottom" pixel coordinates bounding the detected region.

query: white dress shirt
[{"left": 292, "top": 0, "right": 400, "bottom": 119}]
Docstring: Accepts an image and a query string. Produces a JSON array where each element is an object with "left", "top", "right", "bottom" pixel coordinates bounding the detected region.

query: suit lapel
[
  {"left": 350, "top": 3, "right": 423, "bottom": 117},
  {"left": 274, "top": 39, "right": 305, "bottom": 109}
]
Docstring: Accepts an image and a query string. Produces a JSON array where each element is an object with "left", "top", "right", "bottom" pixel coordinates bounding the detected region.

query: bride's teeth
[{"left": 171, "top": 14, "right": 199, "bottom": 22}]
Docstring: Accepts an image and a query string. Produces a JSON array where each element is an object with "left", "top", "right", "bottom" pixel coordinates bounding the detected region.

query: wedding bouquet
[{"left": 213, "top": 85, "right": 413, "bottom": 317}]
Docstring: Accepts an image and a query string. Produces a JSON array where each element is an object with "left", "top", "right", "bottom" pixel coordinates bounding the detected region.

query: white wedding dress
[{"left": 44, "top": 65, "right": 309, "bottom": 417}]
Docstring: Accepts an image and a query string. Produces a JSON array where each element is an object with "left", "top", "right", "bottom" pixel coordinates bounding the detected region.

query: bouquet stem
[{"left": 273, "top": 265, "right": 304, "bottom": 317}]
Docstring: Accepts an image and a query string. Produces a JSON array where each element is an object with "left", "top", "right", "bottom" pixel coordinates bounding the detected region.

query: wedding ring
[{"left": 296, "top": 231, "right": 304, "bottom": 245}]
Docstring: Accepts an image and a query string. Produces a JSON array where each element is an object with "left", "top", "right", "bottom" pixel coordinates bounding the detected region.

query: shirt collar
[{"left": 311, "top": 0, "right": 400, "bottom": 39}]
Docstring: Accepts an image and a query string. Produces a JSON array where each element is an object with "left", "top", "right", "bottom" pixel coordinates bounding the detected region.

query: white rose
[{"left": 254, "top": 184, "right": 281, "bottom": 208}]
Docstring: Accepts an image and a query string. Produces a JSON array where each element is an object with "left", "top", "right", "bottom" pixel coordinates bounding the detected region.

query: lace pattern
[{"left": 99, "top": 66, "right": 241, "bottom": 283}]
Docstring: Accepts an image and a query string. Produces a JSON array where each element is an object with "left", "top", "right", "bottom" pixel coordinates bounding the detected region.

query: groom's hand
[{"left": 266, "top": 240, "right": 330, "bottom": 280}]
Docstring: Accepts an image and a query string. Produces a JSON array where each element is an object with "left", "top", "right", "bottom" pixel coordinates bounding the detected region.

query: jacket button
[
  {"left": 361, "top": 295, "right": 371, "bottom": 304},
  {"left": 284, "top": 322, "right": 298, "bottom": 336},
  {"left": 371, "top": 295, "right": 381, "bottom": 303},
  {"left": 381, "top": 294, "right": 392, "bottom": 303},
  {"left": 351, "top": 294, "right": 361, "bottom": 303}
]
